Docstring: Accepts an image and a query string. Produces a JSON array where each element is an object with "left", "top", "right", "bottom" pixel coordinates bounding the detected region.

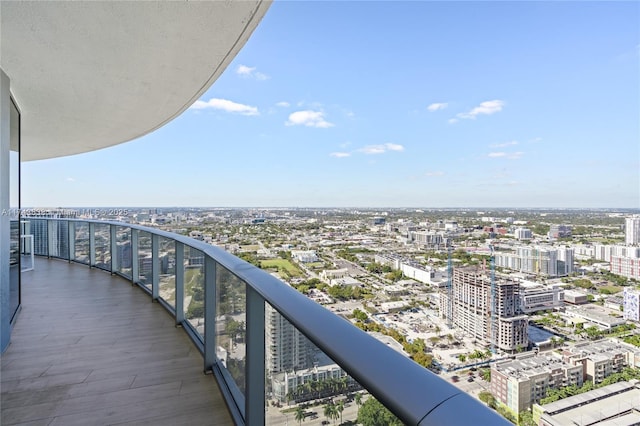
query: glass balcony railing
[{"left": 26, "top": 218, "right": 510, "bottom": 426}]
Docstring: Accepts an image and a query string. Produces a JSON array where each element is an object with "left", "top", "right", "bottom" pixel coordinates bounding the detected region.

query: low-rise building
[
  {"left": 491, "top": 339, "right": 640, "bottom": 415},
  {"left": 564, "top": 306, "right": 626, "bottom": 330},
  {"left": 291, "top": 250, "right": 319, "bottom": 263},
  {"left": 491, "top": 353, "right": 583, "bottom": 414},
  {"left": 534, "top": 381, "right": 640, "bottom": 426},
  {"left": 519, "top": 284, "right": 564, "bottom": 314},
  {"left": 561, "top": 340, "right": 640, "bottom": 383}
]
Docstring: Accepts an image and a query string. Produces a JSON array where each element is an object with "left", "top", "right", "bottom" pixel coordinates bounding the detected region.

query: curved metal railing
[{"left": 25, "top": 217, "right": 510, "bottom": 426}]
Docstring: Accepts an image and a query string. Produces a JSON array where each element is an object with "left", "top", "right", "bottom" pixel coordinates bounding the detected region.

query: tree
[
  {"left": 294, "top": 405, "right": 306, "bottom": 425},
  {"left": 357, "top": 398, "right": 403, "bottom": 426},
  {"left": 354, "top": 393, "right": 362, "bottom": 407},
  {"left": 458, "top": 353, "right": 467, "bottom": 362},
  {"left": 324, "top": 402, "right": 338, "bottom": 425},
  {"left": 519, "top": 410, "right": 536, "bottom": 426},
  {"left": 336, "top": 400, "right": 345, "bottom": 425},
  {"left": 478, "top": 391, "right": 496, "bottom": 409}
]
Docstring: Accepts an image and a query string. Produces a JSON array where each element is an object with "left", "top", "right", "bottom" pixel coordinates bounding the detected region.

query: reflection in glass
[
  {"left": 93, "top": 223, "right": 111, "bottom": 270},
  {"left": 9, "top": 97, "right": 20, "bottom": 321},
  {"left": 265, "top": 303, "right": 374, "bottom": 426},
  {"left": 216, "top": 265, "right": 247, "bottom": 395},
  {"left": 30, "top": 219, "right": 48, "bottom": 256},
  {"left": 184, "top": 247, "right": 205, "bottom": 335},
  {"left": 115, "top": 227, "right": 132, "bottom": 278},
  {"left": 49, "top": 221, "right": 69, "bottom": 259},
  {"left": 158, "top": 237, "right": 176, "bottom": 309},
  {"left": 74, "top": 222, "right": 90, "bottom": 264},
  {"left": 137, "top": 231, "right": 152, "bottom": 289}
]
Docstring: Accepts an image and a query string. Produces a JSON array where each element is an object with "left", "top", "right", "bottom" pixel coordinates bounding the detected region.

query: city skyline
[{"left": 22, "top": 1, "right": 639, "bottom": 208}]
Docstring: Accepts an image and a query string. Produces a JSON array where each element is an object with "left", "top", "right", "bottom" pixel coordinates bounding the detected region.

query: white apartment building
[
  {"left": 625, "top": 216, "right": 640, "bottom": 245},
  {"left": 495, "top": 246, "right": 574, "bottom": 277},
  {"left": 611, "top": 256, "right": 640, "bottom": 280},
  {"left": 514, "top": 228, "right": 532, "bottom": 240},
  {"left": 265, "top": 303, "right": 314, "bottom": 375}
]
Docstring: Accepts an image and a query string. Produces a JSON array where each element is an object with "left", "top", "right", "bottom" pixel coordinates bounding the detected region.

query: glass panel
[
  {"left": 49, "top": 221, "right": 69, "bottom": 260},
  {"left": 264, "top": 303, "right": 395, "bottom": 426},
  {"left": 115, "top": 226, "right": 132, "bottom": 278},
  {"left": 9, "top": 97, "right": 20, "bottom": 321},
  {"left": 93, "top": 223, "right": 111, "bottom": 270},
  {"left": 137, "top": 231, "right": 152, "bottom": 288},
  {"left": 216, "top": 264, "right": 247, "bottom": 396},
  {"left": 184, "top": 247, "right": 205, "bottom": 335},
  {"left": 30, "top": 219, "right": 48, "bottom": 256},
  {"left": 74, "top": 222, "right": 90, "bottom": 264},
  {"left": 158, "top": 237, "right": 176, "bottom": 309}
]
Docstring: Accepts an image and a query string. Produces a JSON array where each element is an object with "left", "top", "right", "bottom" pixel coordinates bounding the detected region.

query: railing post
[
  {"left": 246, "top": 286, "right": 265, "bottom": 425},
  {"left": 151, "top": 234, "right": 159, "bottom": 301},
  {"left": 89, "top": 222, "right": 96, "bottom": 267},
  {"left": 68, "top": 221, "right": 75, "bottom": 262},
  {"left": 131, "top": 228, "right": 139, "bottom": 284},
  {"left": 203, "top": 256, "right": 216, "bottom": 372},
  {"left": 175, "top": 242, "right": 185, "bottom": 326},
  {"left": 110, "top": 225, "right": 118, "bottom": 274}
]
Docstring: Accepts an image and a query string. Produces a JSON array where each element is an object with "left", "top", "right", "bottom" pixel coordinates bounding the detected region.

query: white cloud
[
  {"left": 427, "top": 102, "right": 448, "bottom": 111},
  {"left": 275, "top": 101, "right": 290, "bottom": 108},
  {"left": 359, "top": 143, "right": 405, "bottom": 155},
  {"left": 488, "top": 151, "right": 524, "bottom": 159},
  {"left": 425, "top": 171, "right": 444, "bottom": 177},
  {"left": 330, "top": 152, "right": 351, "bottom": 158},
  {"left": 237, "top": 65, "right": 255, "bottom": 76},
  {"left": 456, "top": 100, "right": 505, "bottom": 120},
  {"left": 190, "top": 98, "right": 259, "bottom": 116},
  {"left": 448, "top": 118, "right": 459, "bottom": 124},
  {"left": 286, "top": 110, "right": 334, "bottom": 128},
  {"left": 236, "top": 64, "right": 269, "bottom": 80},
  {"left": 66, "top": 177, "right": 75, "bottom": 182},
  {"left": 490, "top": 140, "right": 519, "bottom": 148}
]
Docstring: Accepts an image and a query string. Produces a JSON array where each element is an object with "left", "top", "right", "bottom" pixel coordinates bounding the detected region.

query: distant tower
[{"left": 626, "top": 216, "right": 640, "bottom": 246}]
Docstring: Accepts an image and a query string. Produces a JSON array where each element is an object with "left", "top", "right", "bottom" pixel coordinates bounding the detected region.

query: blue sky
[{"left": 23, "top": 1, "right": 639, "bottom": 208}]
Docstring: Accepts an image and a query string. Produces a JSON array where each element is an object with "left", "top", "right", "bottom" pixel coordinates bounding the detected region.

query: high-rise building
[
  {"left": 265, "top": 303, "right": 315, "bottom": 375},
  {"left": 625, "top": 216, "right": 640, "bottom": 246},
  {"left": 440, "top": 267, "right": 528, "bottom": 352},
  {"left": 611, "top": 256, "right": 640, "bottom": 280},
  {"left": 548, "top": 224, "right": 572, "bottom": 239},
  {"left": 514, "top": 228, "right": 532, "bottom": 240}
]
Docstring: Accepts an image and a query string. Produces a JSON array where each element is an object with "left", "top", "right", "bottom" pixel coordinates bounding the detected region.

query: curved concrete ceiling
[{"left": 0, "top": 1, "right": 270, "bottom": 161}]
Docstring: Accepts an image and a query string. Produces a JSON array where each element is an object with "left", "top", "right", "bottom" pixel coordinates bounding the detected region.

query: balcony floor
[{"left": 1, "top": 258, "right": 234, "bottom": 426}]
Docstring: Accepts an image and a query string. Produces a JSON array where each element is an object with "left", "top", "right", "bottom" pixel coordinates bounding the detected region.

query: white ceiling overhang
[{"left": 0, "top": 0, "right": 270, "bottom": 161}]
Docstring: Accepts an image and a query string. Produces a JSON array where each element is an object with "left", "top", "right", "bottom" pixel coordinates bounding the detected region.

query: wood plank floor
[{"left": 1, "top": 258, "right": 234, "bottom": 426}]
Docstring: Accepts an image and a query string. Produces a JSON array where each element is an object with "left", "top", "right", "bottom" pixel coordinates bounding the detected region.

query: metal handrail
[{"left": 31, "top": 217, "right": 510, "bottom": 426}]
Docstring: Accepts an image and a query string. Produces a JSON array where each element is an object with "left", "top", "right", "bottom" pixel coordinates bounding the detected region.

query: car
[
  {"left": 467, "top": 377, "right": 474, "bottom": 382},
  {"left": 451, "top": 375, "right": 459, "bottom": 382}
]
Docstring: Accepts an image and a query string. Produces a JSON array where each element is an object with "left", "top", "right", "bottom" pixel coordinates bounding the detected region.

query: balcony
[
  {"left": 2, "top": 218, "right": 510, "bottom": 426},
  {"left": 1, "top": 258, "right": 232, "bottom": 426}
]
